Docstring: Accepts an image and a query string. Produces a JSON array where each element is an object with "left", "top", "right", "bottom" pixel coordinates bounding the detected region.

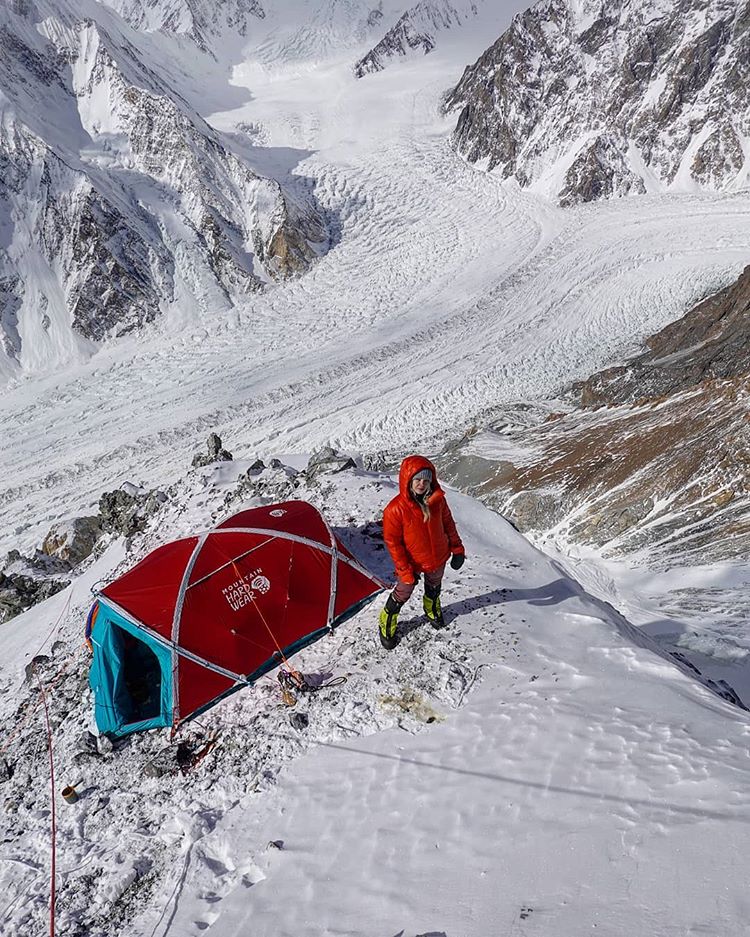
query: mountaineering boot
[
  {"left": 423, "top": 583, "right": 444, "bottom": 629},
  {"left": 379, "top": 594, "right": 403, "bottom": 650}
]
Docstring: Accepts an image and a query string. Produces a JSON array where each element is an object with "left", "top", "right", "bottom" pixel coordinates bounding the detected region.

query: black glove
[{"left": 450, "top": 553, "right": 465, "bottom": 570}]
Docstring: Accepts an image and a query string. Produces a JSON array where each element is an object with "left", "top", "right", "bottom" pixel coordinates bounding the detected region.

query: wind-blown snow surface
[{"left": 4, "top": 465, "right": 750, "bottom": 937}]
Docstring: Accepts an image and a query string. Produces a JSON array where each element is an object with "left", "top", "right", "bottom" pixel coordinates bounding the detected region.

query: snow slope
[{"left": 2, "top": 464, "right": 750, "bottom": 937}]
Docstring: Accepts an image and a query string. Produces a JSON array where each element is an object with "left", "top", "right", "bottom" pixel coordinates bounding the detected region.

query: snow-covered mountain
[
  {"left": 0, "top": 0, "right": 326, "bottom": 382},
  {"left": 107, "top": 0, "right": 411, "bottom": 69},
  {"left": 445, "top": 0, "right": 750, "bottom": 203},
  {"left": 354, "top": 0, "right": 481, "bottom": 77},
  {"left": 99, "top": 0, "right": 266, "bottom": 51}
]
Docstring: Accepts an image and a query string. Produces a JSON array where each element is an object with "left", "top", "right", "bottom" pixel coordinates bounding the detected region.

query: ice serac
[
  {"left": 355, "top": 0, "right": 480, "bottom": 77},
  {"left": 444, "top": 0, "right": 750, "bottom": 203},
  {"left": 0, "top": 0, "right": 326, "bottom": 381}
]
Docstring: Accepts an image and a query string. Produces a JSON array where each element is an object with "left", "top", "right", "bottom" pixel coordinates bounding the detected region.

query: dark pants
[{"left": 392, "top": 563, "right": 445, "bottom": 605}]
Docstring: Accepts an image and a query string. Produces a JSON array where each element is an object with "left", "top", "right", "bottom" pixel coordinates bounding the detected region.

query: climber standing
[{"left": 379, "top": 455, "right": 465, "bottom": 649}]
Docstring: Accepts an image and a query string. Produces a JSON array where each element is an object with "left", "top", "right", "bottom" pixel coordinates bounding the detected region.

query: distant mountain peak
[
  {"left": 354, "top": 0, "right": 480, "bottom": 77},
  {"left": 445, "top": 0, "right": 750, "bottom": 203},
  {"left": 99, "top": 0, "right": 266, "bottom": 51}
]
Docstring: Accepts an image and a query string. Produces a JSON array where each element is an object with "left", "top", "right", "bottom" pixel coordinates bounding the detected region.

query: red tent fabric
[{"left": 98, "top": 500, "right": 385, "bottom": 726}]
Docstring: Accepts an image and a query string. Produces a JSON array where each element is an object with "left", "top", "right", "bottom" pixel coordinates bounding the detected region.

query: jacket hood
[{"left": 398, "top": 455, "right": 442, "bottom": 500}]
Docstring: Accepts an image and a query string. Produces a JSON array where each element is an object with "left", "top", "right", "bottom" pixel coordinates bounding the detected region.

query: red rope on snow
[
  {"left": 0, "top": 646, "right": 84, "bottom": 759},
  {"left": 36, "top": 669, "right": 57, "bottom": 937},
  {"left": 0, "top": 592, "right": 76, "bottom": 758}
]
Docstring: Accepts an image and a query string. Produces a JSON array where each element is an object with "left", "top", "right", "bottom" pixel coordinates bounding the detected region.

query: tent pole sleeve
[
  {"left": 321, "top": 515, "right": 339, "bottom": 629},
  {"left": 210, "top": 527, "right": 388, "bottom": 589},
  {"left": 170, "top": 532, "right": 211, "bottom": 723}
]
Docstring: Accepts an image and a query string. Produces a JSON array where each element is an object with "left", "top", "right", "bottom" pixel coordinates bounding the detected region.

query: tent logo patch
[
  {"left": 269, "top": 509, "right": 286, "bottom": 517},
  {"left": 222, "top": 568, "right": 271, "bottom": 611},
  {"left": 250, "top": 575, "right": 271, "bottom": 594}
]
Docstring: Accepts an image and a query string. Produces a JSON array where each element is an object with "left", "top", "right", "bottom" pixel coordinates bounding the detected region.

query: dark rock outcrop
[
  {"left": 0, "top": 570, "right": 70, "bottom": 624},
  {"left": 575, "top": 263, "right": 750, "bottom": 407},
  {"left": 192, "top": 433, "right": 233, "bottom": 468},
  {"left": 0, "top": 529, "right": 97, "bottom": 623},
  {"left": 305, "top": 447, "right": 356, "bottom": 481},
  {"left": 224, "top": 459, "right": 300, "bottom": 509},
  {"left": 0, "top": 480, "right": 166, "bottom": 623},
  {"left": 98, "top": 485, "right": 168, "bottom": 538}
]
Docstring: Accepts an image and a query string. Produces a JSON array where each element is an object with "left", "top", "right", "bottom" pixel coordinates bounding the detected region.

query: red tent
[{"left": 87, "top": 501, "right": 385, "bottom": 736}]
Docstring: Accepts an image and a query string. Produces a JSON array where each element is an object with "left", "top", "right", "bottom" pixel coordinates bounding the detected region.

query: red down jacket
[{"left": 382, "top": 455, "right": 464, "bottom": 584}]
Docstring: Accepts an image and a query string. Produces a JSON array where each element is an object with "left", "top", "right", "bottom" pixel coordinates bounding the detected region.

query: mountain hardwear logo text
[{"left": 222, "top": 569, "right": 271, "bottom": 611}]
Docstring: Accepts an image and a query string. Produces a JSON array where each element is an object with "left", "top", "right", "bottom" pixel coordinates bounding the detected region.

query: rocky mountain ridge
[
  {"left": 99, "top": 0, "right": 266, "bottom": 52},
  {"left": 439, "top": 262, "right": 750, "bottom": 567},
  {"left": 574, "top": 263, "right": 750, "bottom": 406},
  {"left": 445, "top": 0, "right": 750, "bottom": 204},
  {"left": 354, "top": 0, "right": 479, "bottom": 77}
]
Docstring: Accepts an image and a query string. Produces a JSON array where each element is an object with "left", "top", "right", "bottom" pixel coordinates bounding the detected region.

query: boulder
[
  {"left": 289, "top": 711, "right": 309, "bottom": 731},
  {"left": 503, "top": 490, "right": 563, "bottom": 532},
  {"left": 98, "top": 486, "right": 167, "bottom": 538},
  {"left": 41, "top": 516, "right": 103, "bottom": 567},
  {"left": 192, "top": 433, "right": 233, "bottom": 468},
  {"left": 305, "top": 447, "right": 356, "bottom": 482},
  {"left": 0, "top": 575, "right": 69, "bottom": 625},
  {"left": 24, "top": 655, "right": 51, "bottom": 683},
  {"left": 227, "top": 460, "right": 299, "bottom": 507}
]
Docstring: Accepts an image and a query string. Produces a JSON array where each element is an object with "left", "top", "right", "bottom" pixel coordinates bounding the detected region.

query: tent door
[{"left": 115, "top": 624, "right": 162, "bottom": 723}]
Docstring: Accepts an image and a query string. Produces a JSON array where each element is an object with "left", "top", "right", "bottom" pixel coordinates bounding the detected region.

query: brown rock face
[
  {"left": 439, "top": 265, "right": 750, "bottom": 565},
  {"left": 267, "top": 224, "right": 319, "bottom": 278},
  {"left": 574, "top": 263, "right": 750, "bottom": 406},
  {"left": 443, "top": 379, "right": 750, "bottom": 564},
  {"left": 264, "top": 198, "right": 328, "bottom": 280}
]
